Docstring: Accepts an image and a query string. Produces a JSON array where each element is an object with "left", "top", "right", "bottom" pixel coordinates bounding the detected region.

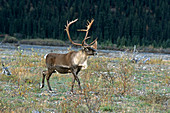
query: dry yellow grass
[{"left": 0, "top": 48, "right": 169, "bottom": 112}]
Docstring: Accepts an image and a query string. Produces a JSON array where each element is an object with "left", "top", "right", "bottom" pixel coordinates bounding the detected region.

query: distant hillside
[{"left": 0, "top": 0, "right": 169, "bottom": 48}]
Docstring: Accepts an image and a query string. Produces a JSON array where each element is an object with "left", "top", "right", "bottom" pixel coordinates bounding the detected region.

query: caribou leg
[
  {"left": 71, "top": 67, "right": 82, "bottom": 92},
  {"left": 46, "top": 69, "right": 54, "bottom": 91},
  {"left": 71, "top": 75, "right": 76, "bottom": 93},
  {"left": 75, "top": 75, "right": 82, "bottom": 91},
  {"left": 40, "top": 70, "right": 47, "bottom": 89},
  {"left": 76, "top": 66, "right": 82, "bottom": 91}
]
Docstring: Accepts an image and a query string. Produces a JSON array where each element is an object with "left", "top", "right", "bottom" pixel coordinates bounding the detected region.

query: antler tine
[
  {"left": 77, "top": 19, "right": 94, "bottom": 32},
  {"left": 81, "top": 19, "right": 94, "bottom": 46},
  {"left": 83, "top": 37, "right": 91, "bottom": 46},
  {"left": 86, "top": 19, "right": 94, "bottom": 30},
  {"left": 89, "top": 37, "right": 98, "bottom": 45},
  {"left": 65, "top": 19, "right": 78, "bottom": 27},
  {"left": 91, "top": 39, "right": 97, "bottom": 49},
  {"left": 65, "top": 19, "right": 82, "bottom": 46},
  {"left": 84, "top": 37, "right": 98, "bottom": 49}
]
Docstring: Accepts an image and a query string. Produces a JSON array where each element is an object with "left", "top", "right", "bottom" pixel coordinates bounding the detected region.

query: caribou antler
[
  {"left": 78, "top": 19, "right": 97, "bottom": 49},
  {"left": 77, "top": 19, "right": 94, "bottom": 46},
  {"left": 65, "top": 19, "right": 82, "bottom": 46},
  {"left": 91, "top": 39, "right": 97, "bottom": 49},
  {"left": 65, "top": 18, "right": 97, "bottom": 48},
  {"left": 65, "top": 19, "right": 94, "bottom": 46},
  {"left": 90, "top": 38, "right": 98, "bottom": 49},
  {"left": 83, "top": 37, "right": 98, "bottom": 49}
]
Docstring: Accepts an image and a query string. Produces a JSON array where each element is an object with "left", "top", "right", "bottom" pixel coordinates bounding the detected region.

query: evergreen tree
[{"left": 0, "top": 0, "right": 169, "bottom": 47}]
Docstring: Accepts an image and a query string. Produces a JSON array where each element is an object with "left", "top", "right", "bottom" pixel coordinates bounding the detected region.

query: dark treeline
[{"left": 0, "top": 0, "right": 169, "bottom": 48}]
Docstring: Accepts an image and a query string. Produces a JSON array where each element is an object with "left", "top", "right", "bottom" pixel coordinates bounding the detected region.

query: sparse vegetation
[
  {"left": 0, "top": 47, "right": 169, "bottom": 112},
  {"left": 1, "top": 35, "right": 169, "bottom": 54},
  {"left": 1, "top": 35, "right": 18, "bottom": 43},
  {"left": 20, "top": 38, "right": 66, "bottom": 46}
]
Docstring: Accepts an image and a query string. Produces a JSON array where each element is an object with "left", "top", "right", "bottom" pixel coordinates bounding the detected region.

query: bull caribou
[{"left": 40, "top": 19, "right": 97, "bottom": 92}]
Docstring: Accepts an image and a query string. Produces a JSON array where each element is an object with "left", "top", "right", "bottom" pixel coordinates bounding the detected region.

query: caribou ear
[{"left": 91, "top": 39, "right": 97, "bottom": 50}]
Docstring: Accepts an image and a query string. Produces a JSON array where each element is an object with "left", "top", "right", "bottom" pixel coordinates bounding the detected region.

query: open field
[{"left": 0, "top": 44, "right": 169, "bottom": 112}]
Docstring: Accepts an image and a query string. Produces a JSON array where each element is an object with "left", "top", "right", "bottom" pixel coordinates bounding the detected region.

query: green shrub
[
  {"left": 100, "top": 106, "right": 113, "bottom": 112},
  {"left": 2, "top": 35, "right": 18, "bottom": 43}
]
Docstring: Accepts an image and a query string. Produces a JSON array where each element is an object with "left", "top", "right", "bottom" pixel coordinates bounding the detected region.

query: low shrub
[
  {"left": 20, "top": 38, "right": 66, "bottom": 46},
  {"left": 2, "top": 35, "right": 18, "bottom": 43}
]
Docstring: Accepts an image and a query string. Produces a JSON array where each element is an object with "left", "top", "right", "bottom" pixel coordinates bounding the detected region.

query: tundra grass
[{"left": 0, "top": 49, "right": 169, "bottom": 112}]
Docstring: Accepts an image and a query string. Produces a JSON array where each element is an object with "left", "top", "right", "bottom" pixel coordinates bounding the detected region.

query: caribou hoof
[
  {"left": 49, "top": 90, "right": 55, "bottom": 93},
  {"left": 39, "top": 84, "right": 44, "bottom": 89}
]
